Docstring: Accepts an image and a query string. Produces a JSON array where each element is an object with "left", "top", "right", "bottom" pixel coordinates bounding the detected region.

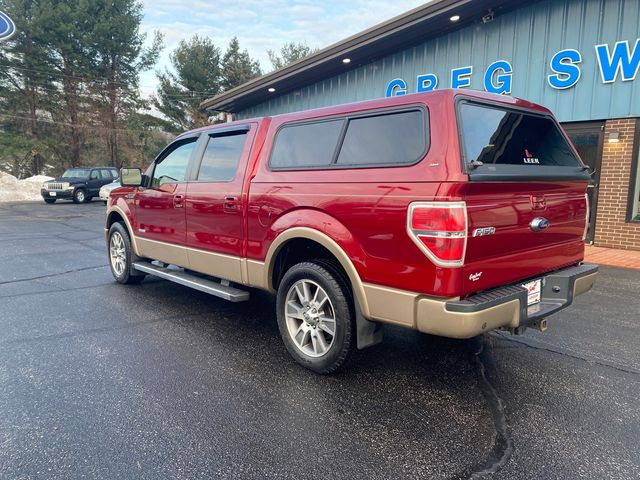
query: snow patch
[{"left": 0, "top": 172, "right": 54, "bottom": 202}]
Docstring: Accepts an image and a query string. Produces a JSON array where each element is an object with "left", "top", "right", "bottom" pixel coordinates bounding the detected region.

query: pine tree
[
  {"left": 267, "top": 42, "right": 317, "bottom": 71},
  {"left": 154, "top": 35, "right": 221, "bottom": 130},
  {"left": 0, "top": 0, "right": 56, "bottom": 174},
  {"left": 88, "top": 0, "right": 163, "bottom": 167},
  {"left": 35, "top": 0, "right": 101, "bottom": 167},
  {"left": 220, "top": 37, "right": 261, "bottom": 91}
]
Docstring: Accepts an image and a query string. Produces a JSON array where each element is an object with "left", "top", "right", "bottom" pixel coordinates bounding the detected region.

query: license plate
[
  {"left": 49, "top": 191, "right": 56, "bottom": 197},
  {"left": 522, "top": 279, "right": 541, "bottom": 306}
]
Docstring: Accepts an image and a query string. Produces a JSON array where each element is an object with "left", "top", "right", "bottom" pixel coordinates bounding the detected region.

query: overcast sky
[{"left": 138, "top": 0, "right": 428, "bottom": 98}]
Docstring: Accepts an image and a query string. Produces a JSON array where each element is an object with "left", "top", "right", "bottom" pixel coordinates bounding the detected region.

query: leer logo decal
[
  {"left": 469, "top": 272, "right": 483, "bottom": 282},
  {"left": 0, "top": 11, "right": 16, "bottom": 41},
  {"left": 523, "top": 148, "right": 540, "bottom": 164}
]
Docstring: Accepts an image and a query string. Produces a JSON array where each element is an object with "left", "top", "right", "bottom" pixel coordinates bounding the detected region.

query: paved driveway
[{"left": 0, "top": 201, "right": 638, "bottom": 479}]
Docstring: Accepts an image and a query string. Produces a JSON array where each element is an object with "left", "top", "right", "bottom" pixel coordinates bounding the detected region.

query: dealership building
[{"left": 203, "top": 0, "right": 640, "bottom": 251}]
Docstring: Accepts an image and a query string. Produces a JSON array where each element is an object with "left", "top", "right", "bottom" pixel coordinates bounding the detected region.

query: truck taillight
[{"left": 407, "top": 202, "right": 468, "bottom": 267}]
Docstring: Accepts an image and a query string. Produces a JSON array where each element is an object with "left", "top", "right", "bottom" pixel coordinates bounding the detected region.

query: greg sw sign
[
  {"left": 386, "top": 39, "right": 640, "bottom": 96},
  {"left": 0, "top": 10, "right": 16, "bottom": 41}
]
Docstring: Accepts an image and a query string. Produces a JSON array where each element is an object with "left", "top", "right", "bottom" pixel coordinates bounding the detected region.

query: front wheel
[
  {"left": 276, "top": 260, "right": 355, "bottom": 374},
  {"left": 107, "top": 222, "right": 146, "bottom": 284},
  {"left": 73, "top": 188, "right": 87, "bottom": 204}
]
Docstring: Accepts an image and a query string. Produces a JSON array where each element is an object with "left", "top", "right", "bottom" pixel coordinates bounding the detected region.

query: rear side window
[
  {"left": 269, "top": 107, "right": 428, "bottom": 170},
  {"left": 458, "top": 103, "right": 587, "bottom": 181},
  {"left": 270, "top": 120, "right": 343, "bottom": 168},
  {"left": 100, "top": 169, "right": 113, "bottom": 179},
  {"left": 336, "top": 110, "right": 426, "bottom": 166},
  {"left": 197, "top": 131, "right": 247, "bottom": 182}
]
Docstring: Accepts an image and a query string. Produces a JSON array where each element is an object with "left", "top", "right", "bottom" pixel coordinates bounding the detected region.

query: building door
[{"left": 562, "top": 122, "right": 604, "bottom": 243}]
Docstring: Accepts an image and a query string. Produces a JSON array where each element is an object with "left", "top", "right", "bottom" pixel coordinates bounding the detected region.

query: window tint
[
  {"left": 459, "top": 103, "right": 581, "bottom": 167},
  {"left": 89, "top": 170, "right": 101, "bottom": 180},
  {"left": 152, "top": 139, "right": 197, "bottom": 187},
  {"left": 197, "top": 131, "right": 247, "bottom": 182},
  {"left": 270, "top": 120, "right": 343, "bottom": 168},
  {"left": 62, "top": 168, "right": 91, "bottom": 178},
  {"left": 100, "top": 169, "right": 113, "bottom": 180},
  {"left": 336, "top": 110, "right": 426, "bottom": 166}
]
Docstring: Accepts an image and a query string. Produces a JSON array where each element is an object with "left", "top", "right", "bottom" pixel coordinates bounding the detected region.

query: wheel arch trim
[
  {"left": 105, "top": 205, "right": 141, "bottom": 256},
  {"left": 263, "top": 227, "right": 370, "bottom": 318}
]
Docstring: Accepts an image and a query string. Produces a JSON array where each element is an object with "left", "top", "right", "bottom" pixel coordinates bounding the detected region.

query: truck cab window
[
  {"left": 197, "top": 131, "right": 248, "bottom": 182},
  {"left": 152, "top": 139, "right": 197, "bottom": 188}
]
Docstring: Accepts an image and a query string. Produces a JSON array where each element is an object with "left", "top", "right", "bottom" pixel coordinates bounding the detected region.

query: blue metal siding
[{"left": 237, "top": 0, "right": 640, "bottom": 122}]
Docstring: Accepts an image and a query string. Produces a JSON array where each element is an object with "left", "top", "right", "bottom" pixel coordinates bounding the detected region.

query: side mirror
[{"left": 120, "top": 168, "right": 142, "bottom": 187}]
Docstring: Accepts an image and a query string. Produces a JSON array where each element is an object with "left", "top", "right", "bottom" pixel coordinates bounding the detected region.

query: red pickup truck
[{"left": 105, "top": 89, "right": 598, "bottom": 373}]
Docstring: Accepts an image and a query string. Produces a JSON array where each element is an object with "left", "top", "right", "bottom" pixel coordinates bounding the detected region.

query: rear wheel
[
  {"left": 44, "top": 198, "right": 56, "bottom": 204},
  {"left": 276, "top": 260, "right": 355, "bottom": 374},
  {"left": 73, "top": 188, "right": 87, "bottom": 204},
  {"left": 108, "top": 222, "right": 146, "bottom": 284}
]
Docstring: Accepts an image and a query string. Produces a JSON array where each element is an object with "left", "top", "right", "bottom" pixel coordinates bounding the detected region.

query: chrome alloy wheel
[
  {"left": 284, "top": 279, "right": 337, "bottom": 358},
  {"left": 76, "top": 190, "right": 85, "bottom": 202},
  {"left": 109, "top": 231, "right": 126, "bottom": 276}
]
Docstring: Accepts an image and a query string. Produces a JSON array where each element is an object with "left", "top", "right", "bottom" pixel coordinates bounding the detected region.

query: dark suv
[{"left": 41, "top": 167, "right": 118, "bottom": 204}]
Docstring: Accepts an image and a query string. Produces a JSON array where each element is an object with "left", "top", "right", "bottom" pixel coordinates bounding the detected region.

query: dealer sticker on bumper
[{"left": 522, "top": 279, "right": 542, "bottom": 306}]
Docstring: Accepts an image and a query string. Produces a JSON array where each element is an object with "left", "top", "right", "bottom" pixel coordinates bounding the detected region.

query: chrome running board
[{"left": 132, "top": 261, "right": 249, "bottom": 302}]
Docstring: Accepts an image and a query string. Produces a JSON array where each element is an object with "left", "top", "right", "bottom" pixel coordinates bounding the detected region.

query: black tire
[
  {"left": 107, "top": 222, "right": 146, "bottom": 284},
  {"left": 276, "top": 260, "right": 355, "bottom": 374},
  {"left": 73, "top": 188, "right": 87, "bottom": 204},
  {"left": 102, "top": 200, "right": 108, "bottom": 205},
  {"left": 44, "top": 198, "right": 56, "bottom": 204}
]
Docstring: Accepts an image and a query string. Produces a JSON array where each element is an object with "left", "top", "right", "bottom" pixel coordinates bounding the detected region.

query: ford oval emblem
[
  {"left": 530, "top": 217, "right": 550, "bottom": 232},
  {"left": 0, "top": 11, "right": 16, "bottom": 41}
]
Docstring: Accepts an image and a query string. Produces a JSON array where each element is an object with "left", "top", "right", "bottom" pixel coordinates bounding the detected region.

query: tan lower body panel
[
  {"left": 136, "top": 237, "right": 189, "bottom": 268},
  {"left": 573, "top": 272, "right": 597, "bottom": 297},
  {"left": 416, "top": 297, "right": 520, "bottom": 338},
  {"left": 246, "top": 259, "right": 268, "bottom": 290},
  {"left": 362, "top": 282, "right": 520, "bottom": 337},
  {"left": 186, "top": 248, "right": 243, "bottom": 284},
  {"left": 362, "top": 284, "right": 418, "bottom": 328},
  {"left": 135, "top": 236, "right": 245, "bottom": 284}
]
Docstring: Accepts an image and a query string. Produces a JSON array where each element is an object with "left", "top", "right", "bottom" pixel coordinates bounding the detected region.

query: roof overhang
[{"left": 201, "top": 0, "right": 537, "bottom": 113}]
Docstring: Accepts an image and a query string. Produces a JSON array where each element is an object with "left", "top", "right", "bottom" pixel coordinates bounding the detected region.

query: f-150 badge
[{"left": 472, "top": 227, "right": 496, "bottom": 237}]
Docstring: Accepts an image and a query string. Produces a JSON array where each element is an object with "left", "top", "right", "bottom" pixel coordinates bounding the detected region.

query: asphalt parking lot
[{"left": 0, "top": 201, "right": 639, "bottom": 480}]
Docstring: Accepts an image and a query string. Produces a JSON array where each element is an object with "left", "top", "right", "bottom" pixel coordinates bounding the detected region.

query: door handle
[
  {"left": 224, "top": 196, "right": 239, "bottom": 211},
  {"left": 173, "top": 194, "right": 184, "bottom": 208}
]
